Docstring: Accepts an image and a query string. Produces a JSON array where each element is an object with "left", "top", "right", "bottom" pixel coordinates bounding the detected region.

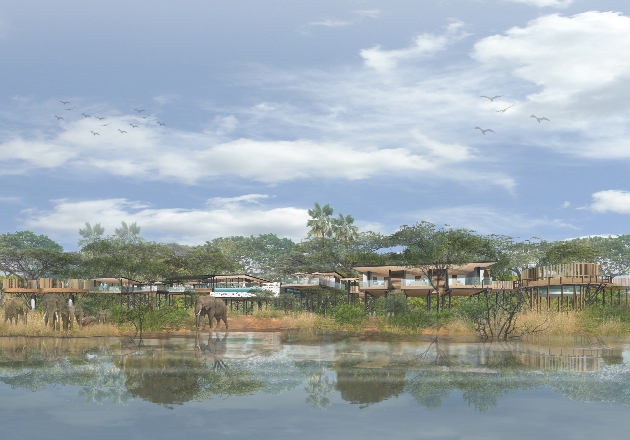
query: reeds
[{"left": 0, "top": 311, "right": 121, "bottom": 337}]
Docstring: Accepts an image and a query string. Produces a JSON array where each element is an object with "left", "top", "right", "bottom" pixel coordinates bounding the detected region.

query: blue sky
[{"left": 2, "top": 0, "right": 630, "bottom": 249}]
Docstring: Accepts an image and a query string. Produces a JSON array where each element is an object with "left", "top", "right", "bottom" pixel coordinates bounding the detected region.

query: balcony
[
  {"left": 450, "top": 277, "right": 492, "bottom": 287},
  {"left": 359, "top": 280, "right": 387, "bottom": 288},
  {"left": 281, "top": 277, "right": 320, "bottom": 285},
  {"left": 401, "top": 279, "right": 432, "bottom": 287}
]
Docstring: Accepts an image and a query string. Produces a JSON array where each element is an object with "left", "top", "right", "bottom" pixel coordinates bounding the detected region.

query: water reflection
[{"left": 0, "top": 333, "right": 627, "bottom": 413}]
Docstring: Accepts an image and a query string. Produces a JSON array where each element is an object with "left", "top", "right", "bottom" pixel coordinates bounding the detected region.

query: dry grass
[{"left": 0, "top": 310, "right": 121, "bottom": 337}]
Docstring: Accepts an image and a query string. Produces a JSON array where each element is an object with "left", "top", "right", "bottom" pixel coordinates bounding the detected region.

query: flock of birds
[
  {"left": 475, "top": 95, "right": 549, "bottom": 135},
  {"left": 54, "top": 101, "right": 167, "bottom": 136}
]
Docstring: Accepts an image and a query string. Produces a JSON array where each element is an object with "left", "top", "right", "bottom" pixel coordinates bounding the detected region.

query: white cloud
[
  {"left": 21, "top": 196, "right": 310, "bottom": 247},
  {"left": 589, "top": 190, "right": 630, "bottom": 214},
  {"left": 355, "top": 9, "right": 380, "bottom": 19},
  {"left": 361, "top": 21, "right": 468, "bottom": 72},
  {"left": 308, "top": 9, "right": 380, "bottom": 28},
  {"left": 309, "top": 19, "right": 354, "bottom": 27},
  {"left": 473, "top": 12, "right": 630, "bottom": 109},
  {"left": 503, "top": 0, "right": 574, "bottom": 8},
  {"left": 402, "top": 205, "right": 578, "bottom": 235},
  {"left": 561, "top": 201, "right": 570, "bottom": 209},
  {"left": 0, "top": 109, "right": 512, "bottom": 187},
  {"left": 152, "top": 94, "right": 181, "bottom": 106}
]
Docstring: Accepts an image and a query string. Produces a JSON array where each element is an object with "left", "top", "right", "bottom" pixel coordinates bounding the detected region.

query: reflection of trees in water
[
  {"left": 549, "top": 366, "right": 630, "bottom": 406},
  {"left": 2, "top": 336, "right": 630, "bottom": 412},
  {"left": 304, "top": 369, "right": 336, "bottom": 410},
  {"left": 117, "top": 334, "right": 264, "bottom": 407},
  {"left": 335, "top": 367, "right": 406, "bottom": 408},
  {"left": 0, "top": 340, "right": 132, "bottom": 406},
  {"left": 241, "top": 351, "right": 304, "bottom": 395}
]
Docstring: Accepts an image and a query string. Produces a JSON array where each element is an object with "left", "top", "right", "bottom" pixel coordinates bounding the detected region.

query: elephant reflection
[{"left": 195, "top": 331, "right": 228, "bottom": 370}]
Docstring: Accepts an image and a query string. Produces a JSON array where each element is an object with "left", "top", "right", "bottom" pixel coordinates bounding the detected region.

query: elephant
[
  {"left": 194, "top": 295, "right": 228, "bottom": 330},
  {"left": 97, "top": 309, "right": 112, "bottom": 324},
  {"left": 42, "top": 293, "right": 65, "bottom": 330},
  {"left": 4, "top": 297, "right": 29, "bottom": 325},
  {"left": 82, "top": 316, "right": 98, "bottom": 326},
  {"left": 59, "top": 305, "right": 82, "bottom": 330},
  {"left": 69, "top": 305, "right": 84, "bottom": 329}
]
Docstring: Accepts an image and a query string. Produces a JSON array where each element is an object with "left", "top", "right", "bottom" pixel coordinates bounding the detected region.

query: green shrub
[{"left": 333, "top": 304, "right": 366, "bottom": 325}]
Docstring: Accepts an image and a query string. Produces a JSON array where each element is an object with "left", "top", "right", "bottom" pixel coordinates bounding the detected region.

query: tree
[
  {"left": 78, "top": 222, "right": 105, "bottom": 247},
  {"left": 114, "top": 221, "right": 143, "bottom": 243},
  {"left": 0, "top": 231, "right": 77, "bottom": 280},
  {"left": 82, "top": 238, "right": 172, "bottom": 282},
  {"left": 332, "top": 214, "right": 359, "bottom": 243},
  {"left": 484, "top": 236, "right": 544, "bottom": 279},
  {"left": 392, "top": 222, "right": 486, "bottom": 311},
  {"left": 208, "top": 234, "right": 295, "bottom": 280},
  {"left": 585, "top": 235, "right": 630, "bottom": 277},
  {"left": 539, "top": 239, "right": 598, "bottom": 266},
  {"left": 307, "top": 203, "right": 334, "bottom": 240}
]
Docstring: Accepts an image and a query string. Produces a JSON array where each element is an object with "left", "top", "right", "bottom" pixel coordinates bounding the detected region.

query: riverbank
[{"left": 1, "top": 308, "right": 630, "bottom": 338}]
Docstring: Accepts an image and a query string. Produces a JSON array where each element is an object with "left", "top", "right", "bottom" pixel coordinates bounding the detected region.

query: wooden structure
[{"left": 353, "top": 263, "right": 498, "bottom": 311}]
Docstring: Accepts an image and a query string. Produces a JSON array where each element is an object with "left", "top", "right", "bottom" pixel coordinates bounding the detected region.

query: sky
[{"left": 2, "top": 0, "right": 630, "bottom": 249}]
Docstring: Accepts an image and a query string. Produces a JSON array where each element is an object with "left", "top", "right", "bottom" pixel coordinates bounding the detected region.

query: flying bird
[
  {"left": 82, "top": 113, "right": 91, "bottom": 118},
  {"left": 96, "top": 116, "right": 105, "bottom": 120},
  {"left": 475, "top": 127, "right": 495, "bottom": 135},
  {"left": 157, "top": 122, "right": 166, "bottom": 126},
  {"left": 59, "top": 101, "right": 70, "bottom": 105},
  {"left": 102, "top": 122, "right": 112, "bottom": 126},
  {"left": 54, "top": 115, "right": 63, "bottom": 120},
  {"left": 91, "top": 131, "right": 99, "bottom": 136},
  {"left": 118, "top": 129, "right": 127, "bottom": 133},
  {"left": 480, "top": 95, "right": 502, "bottom": 102},
  {"left": 130, "top": 124, "right": 138, "bottom": 128},
  {"left": 134, "top": 109, "right": 145, "bottom": 113},
  {"left": 140, "top": 116, "right": 149, "bottom": 119},
  {"left": 497, "top": 103, "right": 515, "bottom": 113},
  {"left": 530, "top": 115, "right": 550, "bottom": 123},
  {"left": 66, "top": 107, "right": 75, "bottom": 110}
]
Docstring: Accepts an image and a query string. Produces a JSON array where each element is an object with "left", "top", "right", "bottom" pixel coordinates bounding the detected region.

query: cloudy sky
[{"left": 2, "top": 0, "right": 630, "bottom": 249}]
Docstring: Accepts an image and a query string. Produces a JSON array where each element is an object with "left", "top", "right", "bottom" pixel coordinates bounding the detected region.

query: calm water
[{"left": 0, "top": 332, "right": 628, "bottom": 440}]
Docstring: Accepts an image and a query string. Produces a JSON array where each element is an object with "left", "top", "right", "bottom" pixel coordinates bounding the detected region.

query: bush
[
  {"left": 333, "top": 304, "right": 365, "bottom": 325},
  {"left": 272, "top": 293, "right": 300, "bottom": 313}
]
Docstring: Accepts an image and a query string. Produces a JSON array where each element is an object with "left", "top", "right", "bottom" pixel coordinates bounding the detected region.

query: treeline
[{"left": 0, "top": 203, "right": 629, "bottom": 283}]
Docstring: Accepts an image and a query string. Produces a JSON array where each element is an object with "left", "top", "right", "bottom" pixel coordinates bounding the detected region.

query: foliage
[
  {"left": 272, "top": 293, "right": 300, "bottom": 313},
  {"left": 457, "top": 291, "right": 542, "bottom": 340},
  {"left": 0, "top": 231, "right": 78, "bottom": 280},
  {"left": 78, "top": 222, "right": 105, "bottom": 247},
  {"left": 208, "top": 234, "right": 294, "bottom": 280},
  {"left": 333, "top": 304, "right": 366, "bottom": 325}
]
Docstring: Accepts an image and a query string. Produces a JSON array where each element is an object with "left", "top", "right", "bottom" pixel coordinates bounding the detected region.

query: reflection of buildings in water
[
  {"left": 509, "top": 347, "right": 619, "bottom": 372},
  {"left": 222, "top": 331, "right": 282, "bottom": 359}
]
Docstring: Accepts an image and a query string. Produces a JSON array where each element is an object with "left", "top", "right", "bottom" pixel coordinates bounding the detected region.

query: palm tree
[
  {"left": 115, "top": 221, "right": 143, "bottom": 243},
  {"left": 78, "top": 222, "right": 105, "bottom": 247},
  {"left": 332, "top": 213, "right": 359, "bottom": 242},
  {"left": 307, "top": 203, "right": 334, "bottom": 240}
]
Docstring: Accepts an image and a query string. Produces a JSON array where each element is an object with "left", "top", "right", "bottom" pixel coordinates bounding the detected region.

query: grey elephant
[
  {"left": 4, "top": 296, "right": 29, "bottom": 325},
  {"left": 194, "top": 295, "right": 228, "bottom": 330},
  {"left": 82, "top": 316, "right": 98, "bottom": 326},
  {"left": 68, "top": 305, "right": 84, "bottom": 329},
  {"left": 42, "top": 293, "right": 65, "bottom": 330},
  {"left": 97, "top": 309, "right": 112, "bottom": 324},
  {"left": 59, "top": 304, "right": 83, "bottom": 330}
]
